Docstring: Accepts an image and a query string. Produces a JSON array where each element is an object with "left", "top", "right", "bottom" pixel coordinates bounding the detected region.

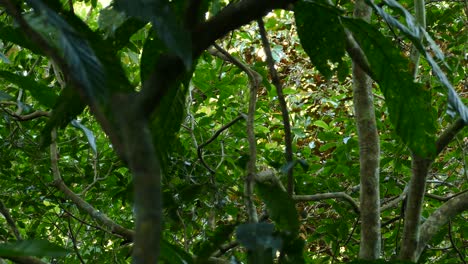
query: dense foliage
[{"left": 0, "top": 0, "right": 466, "bottom": 263}]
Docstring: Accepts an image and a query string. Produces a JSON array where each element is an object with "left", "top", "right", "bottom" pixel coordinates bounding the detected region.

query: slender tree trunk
[
  {"left": 352, "top": 0, "right": 381, "bottom": 259},
  {"left": 400, "top": 0, "right": 428, "bottom": 260}
]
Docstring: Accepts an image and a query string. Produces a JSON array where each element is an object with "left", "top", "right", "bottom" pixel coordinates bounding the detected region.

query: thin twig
[
  {"left": 448, "top": 220, "right": 466, "bottom": 264},
  {"left": 66, "top": 215, "right": 85, "bottom": 264},
  {"left": 257, "top": 18, "right": 294, "bottom": 195},
  {"left": 197, "top": 114, "right": 244, "bottom": 174}
]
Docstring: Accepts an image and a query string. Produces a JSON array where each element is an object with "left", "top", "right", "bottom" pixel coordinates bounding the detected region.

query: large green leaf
[
  {"left": 26, "top": 0, "right": 108, "bottom": 103},
  {"left": 0, "top": 24, "right": 44, "bottom": 55},
  {"left": 343, "top": 18, "right": 437, "bottom": 157},
  {"left": 40, "top": 87, "right": 86, "bottom": 147},
  {"left": 0, "top": 240, "right": 69, "bottom": 258},
  {"left": 114, "top": 0, "right": 192, "bottom": 69},
  {"left": 0, "top": 70, "right": 58, "bottom": 108},
  {"left": 160, "top": 239, "right": 193, "bottom": 264},
  {"left": 368, "top": 0, "right": 468, "bottom": 123},
  {"left": 236, "top": 223, "right": 280, "bottom": 264},
  {"left": 141, "top": 32, "right": 190, "bottom": 163},
  {"left": 294, "top": 1, "right": 347, "bottom": 80},
  {"left": 193, "top": 223, "right": 236, "bottom": 260},
  {"left": 256, "top": 182, "right": 299, "bottom": 235}
]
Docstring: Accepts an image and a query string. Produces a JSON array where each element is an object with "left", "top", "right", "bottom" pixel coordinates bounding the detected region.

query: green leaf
[
  {"left": 236, "top": 222, "right": 282, "bottom": 251},
  {"left": 368, "top": 0, "right": 468, "bottom": 123},
  {"left": 194, "top": 224, "right": 236, "bottom": 260},
  {"left": 114, "top": 0, "right": 192, "bottom": 69},
  {"left": 294, "top": 1, "right": 346, "bottom": 79},
  {"left": 71, "top": 120, "right": 97, "bottom": 154},
  {"left": 0, "top": 71, "right": 58, "bottom": 108},
  {"left": 160, "top": 239, "right": 193, "bottom": 264},
  {"left": 26, "top": 0, "right": 108, "bottom": 103},
  {"left": 0, "top": 23, "right": 44, "bottom": 55},
  {"left": 313, "top": 120, "right": 329, "bottom": 130},
  {"left": 40, "top": 87, "right": 86, "bottom": 147},
  {"left": 343, "top": 18, "right": 437, "bottom": 157},
  {"left": 0, "top": 90, "right": 13, "bottom": 101},
  {"left": 0, "top": 240, "right": 69, "bottom": 257},
  {"left": 256, "top": 182, "right": 299, "bottom": 234}
]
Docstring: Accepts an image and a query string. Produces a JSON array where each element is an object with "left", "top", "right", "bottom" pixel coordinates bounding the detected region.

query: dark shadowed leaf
[
  {"left": 294, "top": 1, "right": 346, "bottom": 79},
  {"left": 0, "top": 23, "right": 44, "bottom": 55},
  {"left": 236, "top": 223, "right": 282, "bottom": 251},
  {"left": 256, "top": 182, "right": 299, "bottom": 234},
  {"left": 114, "top": 0, "right": 192, "bottom": 69},
  {"left": 194, "top": 223, "right": 236, "bottom": 259},
  {"left": 0, "top": 71, "right": 58, "bottom": 108},
  {"left": 40, "top": 87, "right": 86, "bottom": 147},
  {"left": 160, "top": 239, "right": 193, "bottom": 264},
  {"left": 26, "top": 0, "right": 108, "bottom": 103},
  {"left": 0, "top": 240, "right": 69, "bottom": 257},
  {"left": 0, "top": 90, "right": 14, "bottom": 101}
]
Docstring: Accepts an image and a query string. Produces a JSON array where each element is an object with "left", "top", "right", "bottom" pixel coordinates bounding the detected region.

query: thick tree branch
[
  {"left": 416, "top": 191, "right": 468, "bottom": 259},
  {"left": 138, "top": 0, "right": 297, "bottom": 117},
  {"left": 351, "top": 0, "right": 381, "bottom": 259},
  {"left": 400, "top": 117, "right": 466, "bottom": 261}
]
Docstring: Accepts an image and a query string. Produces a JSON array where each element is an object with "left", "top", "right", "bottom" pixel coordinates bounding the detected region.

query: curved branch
[
  {"left": 50, "top": 130, "right": 134, "bottom": 241},
  {"left": 293, "top": 193, "right": 360, "bottom": 214},
  {"left": 416, "top": 191, "right": 468, "bottom": 259}
]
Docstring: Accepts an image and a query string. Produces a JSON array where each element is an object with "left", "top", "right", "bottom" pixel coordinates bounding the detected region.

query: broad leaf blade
[
  {"left": 256, "top": 182, "right": 299, "bottom": 235},
  {"left": 294, "top": 1, "right": 347, "bottom": 80},
  {"left": 0, "top": 240, "right": 69, "bottom": 258},
  {"left": 114, "top": 0, "right": 192, "bottom": 69},
  {"left": 26, "top": 0, "right": 108, "bottom": 104},
  {"left": 0, "top": 71, "right": 58, "bottom": 108}
]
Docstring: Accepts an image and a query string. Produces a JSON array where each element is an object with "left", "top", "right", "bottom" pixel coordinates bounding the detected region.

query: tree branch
[
  {"left": 416, "top": 191, "right": 468, "bottom": 259},
  {"left": 0, "top": 200, "right": 22, "bottom": 240},
  {"left": 293, "top": 192, "right": 360, "bottom": 214},
  {"left": 49, "top": 129, "right": 134, "bottom": 241},
  {"left": 197, "top": 114, "right": 244, "bottom": 174},
  {"left": 257, "top": 18, "right": 294, "bottom": 196}
]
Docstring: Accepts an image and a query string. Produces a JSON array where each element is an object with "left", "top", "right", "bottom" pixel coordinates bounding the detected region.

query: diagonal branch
[
  {"left": 293, "top": 192, "right": 360, "bottom": 214},
  {"left": 257, "top": 18, "right": 294, "bottom": 196},
  {"left": 50, "top": 129, "right": 134, "bottom": 241}
]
